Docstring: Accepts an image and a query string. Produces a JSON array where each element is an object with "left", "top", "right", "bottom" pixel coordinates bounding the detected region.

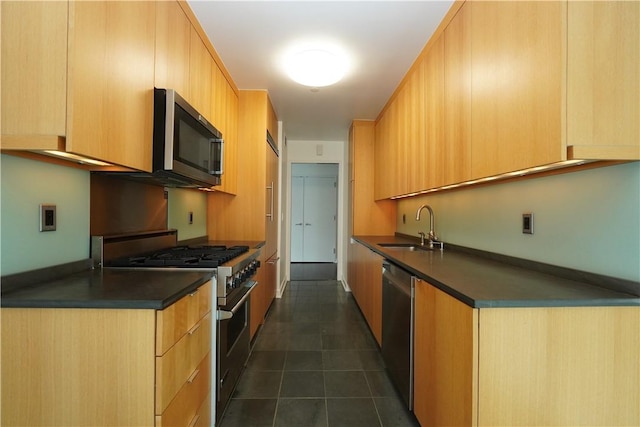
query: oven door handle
[{"left": 217, "top": 280, "right": 258, "bottom": 320}]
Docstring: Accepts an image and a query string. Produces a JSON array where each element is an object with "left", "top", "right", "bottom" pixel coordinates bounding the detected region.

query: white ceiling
[{"left": 188, "top": 1, "right": 454, "bottom": 142}]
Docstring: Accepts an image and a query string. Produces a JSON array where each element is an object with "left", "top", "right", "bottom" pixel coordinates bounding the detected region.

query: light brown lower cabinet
[
  {"left": 249, "top": 250, "right": 277, "bottom": 340},
  {"left": 413, "top": 278, "right": 640, "bottom": 427},
  {"left": 348, "top": 241, "right": 383, "bottom": 345},
  {"left": 1, "top": 280, "right": 213, "bottom": 427}
]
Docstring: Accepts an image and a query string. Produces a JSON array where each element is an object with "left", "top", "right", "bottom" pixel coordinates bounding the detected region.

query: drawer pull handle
[
  {"left": 188, "top": 323, "right": 201, "bottom": 335},
  {"left": 189, "top": 289, "right": 199, "bottom": 297},
  {"left": 187, "top": 369, "right": 200, "bottom": 384},
  {"left": 187, "top": 414, "right": 200, "bottom": 427}
]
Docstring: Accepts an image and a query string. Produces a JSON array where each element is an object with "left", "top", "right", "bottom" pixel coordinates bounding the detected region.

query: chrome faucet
[{"left": 416, "top": 204, "right": 439, "bottom": 248}]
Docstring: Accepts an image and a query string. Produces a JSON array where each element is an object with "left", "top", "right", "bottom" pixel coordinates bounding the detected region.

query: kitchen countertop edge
[
  {"left": 353, "top": 235, "right": 640, "bottom": 308},
  {"left": 1, "top": 268, "right": 214, "bottom": 310}
]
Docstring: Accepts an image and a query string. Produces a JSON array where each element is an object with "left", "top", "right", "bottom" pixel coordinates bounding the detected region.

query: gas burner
[{"left": 107, "top": 245, "right": 250, "bottom": 268}]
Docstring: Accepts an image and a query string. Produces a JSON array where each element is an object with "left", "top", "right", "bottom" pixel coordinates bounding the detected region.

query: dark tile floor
[
  {"left": 218, "top": 279, "right": 420, "bottom": 427},
  {"left": 290, "top": 263, "right": 337, "bottom": 281}
]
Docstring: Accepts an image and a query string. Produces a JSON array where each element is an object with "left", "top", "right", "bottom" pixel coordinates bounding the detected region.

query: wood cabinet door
[
  {"left": 155, "top": 1, "right": 191, "bottom": 98},
  {"left": 67, "top": 1, "right": 155, "bottom": 171},
  {"left": 363, "top": 248, "right": 383, "bottom": 345},
  {"left": 250, "top": 255, "right": 267, "bottom": 340},
  {"left": 1, "top": 1, "right": 67, "bottom": 141},
  {"left": 189, "top": 27, "right": 214, "bottom": 123},
  {"left": 265, "top": 143, "right": 279, "bottom": 257},
  {"left": 423, "top": 34, "right": 445, "bottom": 190},
  {"left": 470, "top": 1, "right": 565, "bottom": 178},
  {"left": 414, "top": 280, "right": 478, "bottom": 427},
  {"left": 444, "top": 4, "right": 472, "bottom": 186},
  {"left": 567, "top": 1, "right": 640, "bottom": 160}
]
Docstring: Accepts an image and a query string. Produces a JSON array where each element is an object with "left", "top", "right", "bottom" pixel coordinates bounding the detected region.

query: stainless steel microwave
[{"left": 153, "top": 88, "right": 223, "bottom": 187}]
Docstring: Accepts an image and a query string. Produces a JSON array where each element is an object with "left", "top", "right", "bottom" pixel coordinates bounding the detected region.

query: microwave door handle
[{"left": 210, "top": 138, "right": 224, "bottom": 175}]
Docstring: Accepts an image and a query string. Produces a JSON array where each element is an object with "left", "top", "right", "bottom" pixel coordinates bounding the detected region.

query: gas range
[
  {"left": 91, "top": 230, "right": 261, "bottom": 306},
  {"left": 107, "top": 244, "right": 251, "bottom": 269}
]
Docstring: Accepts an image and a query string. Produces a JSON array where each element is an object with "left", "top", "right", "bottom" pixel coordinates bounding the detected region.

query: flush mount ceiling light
[{"left": 285, "top": 48, "right": 349, "bottom": 87}]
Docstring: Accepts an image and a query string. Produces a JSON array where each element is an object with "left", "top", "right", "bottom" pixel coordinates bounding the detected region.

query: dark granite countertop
[
  {"left": 1, "top": 268, "right": 213, "bottom": 309},
  {"left": 354, "top": 235, "right": 640, "bottom": 308}
]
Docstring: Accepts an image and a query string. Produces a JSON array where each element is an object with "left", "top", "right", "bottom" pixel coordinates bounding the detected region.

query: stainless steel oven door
[{"left": 216, "top": 280, "right": 257, "bottom": 421}]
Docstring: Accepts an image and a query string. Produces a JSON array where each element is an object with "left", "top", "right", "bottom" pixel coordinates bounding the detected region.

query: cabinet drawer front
[
  {"left": 156, "top": 280, "right": 212, "bottom": 355},
  {"left": 155, "top": 312, "right": 212, "bottom": 414},
  {"left": 156, "top": 353, "right": 211, "bottom": 427}
]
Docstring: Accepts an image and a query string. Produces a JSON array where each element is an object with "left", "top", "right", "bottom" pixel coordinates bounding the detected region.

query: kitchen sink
[{"left": 378, "top": 243, "right": 433, "bottom": 251}]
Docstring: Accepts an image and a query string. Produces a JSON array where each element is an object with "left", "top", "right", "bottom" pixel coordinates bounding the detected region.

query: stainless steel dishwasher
[{"left": 381, "top": 261, "right": 415, "bottom": 410}]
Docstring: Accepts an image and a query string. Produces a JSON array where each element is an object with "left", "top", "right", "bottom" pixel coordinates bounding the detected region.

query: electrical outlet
[
  {"left": 40, "top": 204, "right": 56, "bottom": 232},
  {"left": 522, "top": 213, "right": 533, "bottom": 234}
]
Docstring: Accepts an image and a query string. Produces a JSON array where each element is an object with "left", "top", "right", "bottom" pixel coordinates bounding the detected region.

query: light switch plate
[{"left": 40, "top": 204, "right": 56, "bottom": 231}]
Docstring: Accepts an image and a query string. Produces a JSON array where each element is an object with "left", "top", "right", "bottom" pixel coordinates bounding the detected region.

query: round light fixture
[{"left": 286, "top": 48, "right": 348, "bottom": 87}]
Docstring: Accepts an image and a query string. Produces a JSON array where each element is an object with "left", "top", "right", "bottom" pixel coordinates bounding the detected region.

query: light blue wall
[
  {"left": 396, "top": 162, "right": 640, "bottom": 281},
  {"left": 167, "top": 188, "right": 208, "bottom": 242},
  {"left": 0, "top": 155, "right": 90, "bottom": 276}
]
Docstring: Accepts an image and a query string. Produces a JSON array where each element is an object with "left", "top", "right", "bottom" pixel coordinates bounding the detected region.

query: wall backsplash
[
  {"left": 0, "top": 154, "right": 90, "bottom": 276},
  {"left": 396, "top": 162, "right": 640, "bottom": 282},
  {"left": 167, "top": 188, "right": 207, "bottom": 242}
]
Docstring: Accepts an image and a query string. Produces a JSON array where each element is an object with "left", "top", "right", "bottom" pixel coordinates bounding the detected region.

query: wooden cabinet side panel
[
  {"left": 414, "top": 282, "right": 478, "bottom": 427},
  {"left": 1, "top": 1, "right": 67, "bottom": 137},
  {"left": 0, "top": 308, "right": 156, "bottom": 427},
  {"left": 478, "top": 306, "right": 640, "bottom": 426},
  {"left": 207, "top": 91, "right": 267, "bottom": 241},
  {"left": 67, "top": 1, "right": 155, "bottom": 171},
  {"left": 567, "top": 1, "right": 640, "bottom": 158},
  {"left": 351, "top": 121, "right": 396, "bottom": 235}
]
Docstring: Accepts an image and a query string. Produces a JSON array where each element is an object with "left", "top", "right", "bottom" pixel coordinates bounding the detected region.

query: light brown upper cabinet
[
  {"left": 155, "top": 0, "right": 191, "bottom": 98},
  {"left": 189, "top": 27, "right": 214, "bottom": 125},
  {"left": 470, "top": 0, "right": 639, "bottom": 178},
  {"left": 443, "top": 4, "right": 472, "bottom": 186},
  {"left": 373, "top": 0, "right": 639, "bottom": 198},
  {"left": 2, "top": 1, "right": 156, "bottom": 172},
  {"left": 470, "top": 1, "right": 565, "bottom": 179},
  {"left": 567, "top": 1, "right": 639, "bottom": 160}
]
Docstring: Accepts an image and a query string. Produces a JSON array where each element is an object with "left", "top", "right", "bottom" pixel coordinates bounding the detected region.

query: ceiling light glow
[{"left": 285, "top": 48, "right": 348, "bottom": 87}]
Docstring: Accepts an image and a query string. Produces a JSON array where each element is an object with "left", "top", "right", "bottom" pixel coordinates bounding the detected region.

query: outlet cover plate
[{"left": 522, "top": 213, "right": 533, "bottom": 234}]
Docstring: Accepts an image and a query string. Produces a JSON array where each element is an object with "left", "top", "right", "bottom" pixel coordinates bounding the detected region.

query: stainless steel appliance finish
[
  {"left": 382, "top": 261, "right": 415, "bottom": 410},
  {"left": 216, "top": 280, "right": 256, "bottom": 420},
  {"left": 153, "top": 88, "right": 223, "bottom": 187}
]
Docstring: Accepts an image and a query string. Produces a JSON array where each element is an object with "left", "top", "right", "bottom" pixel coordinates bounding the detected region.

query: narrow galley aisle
[{"left": 219, "top": 280, "right": 419, "bottom": 427}]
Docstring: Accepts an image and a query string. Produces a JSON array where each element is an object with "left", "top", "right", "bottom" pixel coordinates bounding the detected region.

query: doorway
[{"left": 290, "top": 163, "right": 338, "bottom": 280}]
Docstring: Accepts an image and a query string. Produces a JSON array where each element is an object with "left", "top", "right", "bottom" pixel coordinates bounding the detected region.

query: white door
[
  {"left": 291, "top": 176, "right": 305, "bottom": 260},
  {"left": 303, "top": 176, "right": 337, "bottom": 261},
  {"left": 290, "top": 167, "right": 338, "bottom": 262}
]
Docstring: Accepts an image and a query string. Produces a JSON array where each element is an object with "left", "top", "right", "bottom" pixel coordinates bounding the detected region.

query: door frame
[
  {"left": 290, "top": 165, "right": 339, "bottom": 263},
  {"left": 282, "top": 140, "right": 347, "bottom": 288}
]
